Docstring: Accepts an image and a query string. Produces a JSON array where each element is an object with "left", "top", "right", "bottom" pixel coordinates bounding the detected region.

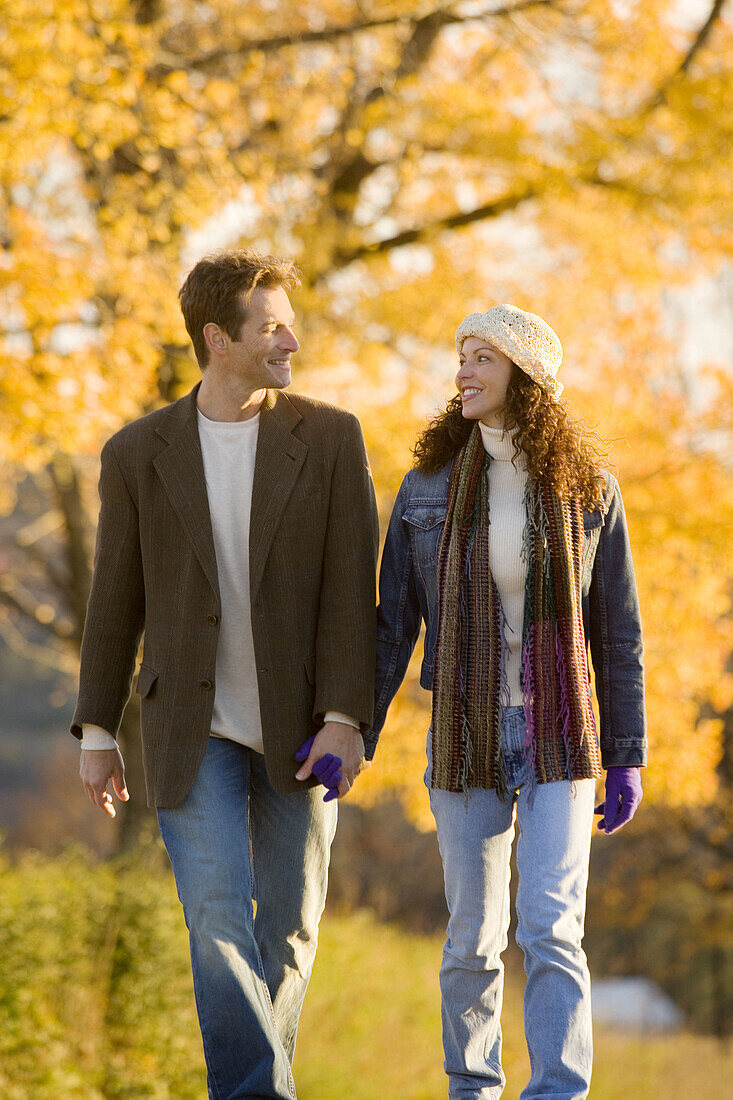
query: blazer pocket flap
[
  {"left": 304, "top": 654, "right": 316, "bottom": 685},
  {"left": 402, "top": 504, "right": 446, "bottom": 531},
  {"left": 136, "top": 664, "right": 159, "bottom": 698}
]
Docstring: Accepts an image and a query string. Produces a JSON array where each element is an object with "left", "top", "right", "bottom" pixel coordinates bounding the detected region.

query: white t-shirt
[{"left": 198, "top": 408, "right": 264, "bottom": 751}]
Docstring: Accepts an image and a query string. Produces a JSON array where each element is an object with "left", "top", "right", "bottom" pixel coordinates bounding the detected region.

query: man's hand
[
  {"left": 80, "top": 747, "right": 129, "bottom": 818},
  {"left": 295, "top": 721, "right": 365, "bottom": 800},
  {"left": 594, "top": 766, "right": 642, "bottom": 834}
]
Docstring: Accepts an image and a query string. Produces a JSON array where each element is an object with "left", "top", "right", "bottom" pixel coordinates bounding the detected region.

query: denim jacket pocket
[
  {"left": 582, "top": 508, "right": 605, "bottom": 587},
  {"left": 402, "top": 504, "right": 446, "bottom": 562},
  {"left": 402, "top": 503, "right": 445, "bottom": 646},
  {"left": 403, "top": 503, "right": 446, "bottom": 608}
]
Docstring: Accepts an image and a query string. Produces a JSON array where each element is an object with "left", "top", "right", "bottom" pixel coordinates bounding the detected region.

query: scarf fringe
[
  {"left": 555, "top": 626, "right": 576, "bottom": 779},
  {"left": 456, "top": 535, "right": 475, "bottom": 794},
  {"left": 520, "top": 625, "right": 538, "bottom": 805},
  {"left": 493, "top": 590, "right": 512, "bottom": 801}
]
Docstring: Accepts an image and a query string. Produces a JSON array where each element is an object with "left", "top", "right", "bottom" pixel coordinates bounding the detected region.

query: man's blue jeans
[
  {"left": 157, "top": 736, "right": 337, "bottom": 1100},
  {"left": 428, "top": 707, "right": 596, "bottom": 1100}
]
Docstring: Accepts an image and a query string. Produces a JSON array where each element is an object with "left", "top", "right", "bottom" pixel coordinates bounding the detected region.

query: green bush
[{"left": 0, "top": 842, "right": 204, "bottom": 1098}]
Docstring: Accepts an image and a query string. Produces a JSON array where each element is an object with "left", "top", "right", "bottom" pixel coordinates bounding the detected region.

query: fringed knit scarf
[{"left": 431, "top": 424, "right": 603, "bottom": 795}]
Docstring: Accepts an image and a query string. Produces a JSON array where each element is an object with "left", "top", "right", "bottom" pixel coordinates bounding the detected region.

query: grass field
[
  {"left": 0, "top": 847, "right": 729, "bottom": 1098},
  {"left": 298, "top": 910, "right": 732, "bottom": 1100}
]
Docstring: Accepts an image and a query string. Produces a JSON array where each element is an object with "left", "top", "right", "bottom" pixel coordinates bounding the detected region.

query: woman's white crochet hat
[{"left": 455, "top": 304, "right": 564, "bottom": 399}]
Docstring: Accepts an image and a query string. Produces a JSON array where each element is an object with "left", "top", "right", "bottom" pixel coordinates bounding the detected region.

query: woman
[{"left": 367, "top": 305, "right": 646, "bottom": 1099}]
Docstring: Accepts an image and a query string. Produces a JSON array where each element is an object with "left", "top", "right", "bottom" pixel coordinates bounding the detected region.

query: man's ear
[{"left": 203, "top": 322, "right": 228, "bottom": 357}]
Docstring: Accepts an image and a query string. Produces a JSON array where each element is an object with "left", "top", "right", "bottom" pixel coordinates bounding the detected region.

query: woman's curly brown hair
[{"left": 412, "top": 366, "right": 607, "bottom": 510}]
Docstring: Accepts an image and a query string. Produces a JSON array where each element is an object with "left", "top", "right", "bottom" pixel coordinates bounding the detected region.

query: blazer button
[
  {"left": 207, "top": 614, "right": 218, "bottom": 625},
  {"left": 200, "top": 679, "right": 213, "bottom": 691}
]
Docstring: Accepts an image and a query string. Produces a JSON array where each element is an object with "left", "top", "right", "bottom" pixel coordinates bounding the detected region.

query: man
[{"left": 73, "top": 251, "right": 379, "bottom": 1099}]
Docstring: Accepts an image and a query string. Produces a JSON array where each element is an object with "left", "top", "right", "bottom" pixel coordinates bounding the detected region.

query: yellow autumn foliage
[{"left": 0, "top": 0, "right": 730, "bottom": 820}]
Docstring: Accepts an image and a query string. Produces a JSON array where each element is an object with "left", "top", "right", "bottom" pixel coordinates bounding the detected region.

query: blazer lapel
[
  {"left": 153, "top": 386, "right": 219, "bottom": 597},
  {"left": 250, "top": 390, "right": 307, "bottom": 599}
]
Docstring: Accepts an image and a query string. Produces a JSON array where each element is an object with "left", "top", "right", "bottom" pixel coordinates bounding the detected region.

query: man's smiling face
[{"left": 225, "top": 284, "right": 299, "bottom": 391}]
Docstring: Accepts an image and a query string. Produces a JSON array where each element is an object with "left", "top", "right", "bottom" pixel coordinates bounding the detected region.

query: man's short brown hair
[{"left": 178, "top": 250, "right": 301, "bottom": 368}]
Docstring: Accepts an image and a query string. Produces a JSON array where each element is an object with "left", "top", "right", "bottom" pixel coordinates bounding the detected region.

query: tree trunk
[{"left": 48, "top": 453, "right": 93, "bottom": 644}]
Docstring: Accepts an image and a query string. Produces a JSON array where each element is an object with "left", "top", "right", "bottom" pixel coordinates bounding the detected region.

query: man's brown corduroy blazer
[{"left": 71, "top": 385, "right": 379, "bottom": 808}]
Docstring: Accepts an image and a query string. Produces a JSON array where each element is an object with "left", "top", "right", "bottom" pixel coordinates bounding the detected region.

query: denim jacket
[{"left": 365, "top": 463, "right": 647, "bottom": 771}]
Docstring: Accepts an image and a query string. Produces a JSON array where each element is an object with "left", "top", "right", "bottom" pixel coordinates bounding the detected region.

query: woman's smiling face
[{"left": 455, "top": 337, "right": 514, "bottom": 428}]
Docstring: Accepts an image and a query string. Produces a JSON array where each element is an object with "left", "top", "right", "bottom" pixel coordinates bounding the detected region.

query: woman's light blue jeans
[
  {"left": 428, "top": 707, "right": 596, "bottom": 1100},
  {"left": 157, "top": 736, "right": 337, "bottom": 1100}
]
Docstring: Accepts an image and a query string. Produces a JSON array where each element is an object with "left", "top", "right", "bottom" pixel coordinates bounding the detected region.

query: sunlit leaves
[{"left": 0, "top": 0, "right": 731, "bottom": 818}]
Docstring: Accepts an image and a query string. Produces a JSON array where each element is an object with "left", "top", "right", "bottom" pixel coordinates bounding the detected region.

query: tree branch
[
  {"left": 16, "top": 542, "right": 70, "bottom": 599},
  {"left": 318, "top": 1, "right": 553, "bottom": 238},
  {"left": 582, "top": 170, "right": 655, "bottom": 199},
  {"left": 677, "top": 0, "right": 725, "bottom": 77},
  {"left": 324, "top": 10, "right": 450, "bottom": 217},
  {"left": 639, "top": 0, "right": 726, "bottom": 115},
  {"left": 320, "top": 147, "right": 702, "bottom": 277},
  {"left": 326, "top": 184, "right": 538, "bottom": 272},
  {"left": 15, "top": 509, "right": 66, "bottom": 550},
  {"left": 0, "top": 577, "right": 74, "bottom": 642},
  {"left": 0, "top": 612, "right": 78, "bottom": 675},
  {"left": 151, "top": 0, "right": 555, "bottom": 77}
]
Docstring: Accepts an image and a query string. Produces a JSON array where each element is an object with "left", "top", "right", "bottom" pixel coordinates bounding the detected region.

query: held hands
[
  {"left": 594, "top": 766, "right": 643, "bottom": 834},
  {"left": 295, "top": 721, "right": 365, "bottom": 802},
  {"left": 295, "top": 737, "right": 342, "bottom": 802},
  {"left": 79, "top": 746, "right": 129, "bottom": 818}
]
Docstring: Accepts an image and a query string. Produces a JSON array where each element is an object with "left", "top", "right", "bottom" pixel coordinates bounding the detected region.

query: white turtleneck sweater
[{"left": 478, "top": 422, "right": 528, "bottom": 705}]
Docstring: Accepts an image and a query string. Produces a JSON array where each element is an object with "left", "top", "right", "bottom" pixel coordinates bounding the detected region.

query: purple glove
[
  {"left": 295, "top": 736, "right": 343, "bottom": 802},
  {"left": 595, "top": 766, "right": 643, "bottom": 834}
]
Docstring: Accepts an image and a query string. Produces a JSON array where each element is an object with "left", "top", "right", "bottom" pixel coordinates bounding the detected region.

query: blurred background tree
[
  {"left": 2, "top": 0, "right": 730, "bottom": 819},
  {"left": 0, "top": 0, "right": 731, "bottom": 1039}
]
